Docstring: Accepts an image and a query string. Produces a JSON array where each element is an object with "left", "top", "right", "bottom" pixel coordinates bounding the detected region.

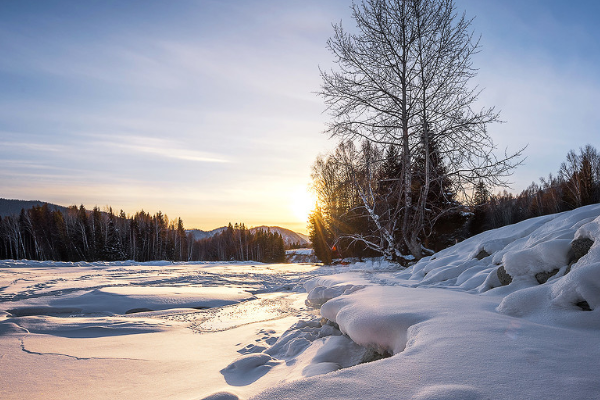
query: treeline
[
  {"left": 470, "top": 144, "right": 600, "bottom": 234},
  {"left": 310, "top": 144, "right": 600, "bottom": 264},
  {"left": 308, "top": 140, "right": 469, "bottom": 264},
  {"left": 0, "top": 204, "right": 188, "bottom": 262},
  {"left": 190, "top": 223, "right": 286, "bottom": 263},
  {"left": 0, "top": 205, "right": 285, "bottom": 263}
]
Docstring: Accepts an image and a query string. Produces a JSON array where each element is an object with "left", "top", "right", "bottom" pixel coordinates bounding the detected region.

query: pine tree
[
  {"left": 103, "top": 214, "right": 125, "bottom": 261},
  {"left": 473, "top": 180, "right": 491, "bottom": 206},
  {"left": 308, "top": 207, "right": 333, "bottom": 264}
]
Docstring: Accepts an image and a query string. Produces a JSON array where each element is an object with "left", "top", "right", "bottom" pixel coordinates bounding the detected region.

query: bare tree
[
  {"left": 320, "top": 0, "right": 523, "bottom": 259},
  {"left": 559, "top": 144, "right": 600, "bottom": 208}
]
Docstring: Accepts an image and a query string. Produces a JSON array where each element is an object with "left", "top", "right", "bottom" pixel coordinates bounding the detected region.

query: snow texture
[
  {"left": 253, "top": 204, "right": 600, "bottom": 400},
  {"left": 2, "top": 205, "right": 600, "bottom": 399}
]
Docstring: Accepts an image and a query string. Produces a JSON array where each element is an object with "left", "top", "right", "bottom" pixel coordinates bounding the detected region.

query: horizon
[
  {"left": 0, "top": 196, "right": 311, "bottom": 235},
  {"left": 1, "top": 0, "right": 599, "bottom": 237}
]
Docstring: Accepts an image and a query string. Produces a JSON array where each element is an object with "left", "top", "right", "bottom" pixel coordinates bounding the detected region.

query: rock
[
  {"left": 496, "top": 265, "right": 512, "bottom": 286},
  {"left": 566, "top": 237, "right": 594, "bottom": 274},
  {"left": 535, "top": 268, "right": 560, "bottom": 284},
  {"left": 360, "top": 348, "right": 392, "bottom": 364},
  {"left": 320, "top": 317, "right": 340, "bottom": 330},
  {"left": 576, "top": 300, "right": 592, "bottom": 311},
  {"left": 474, "top": 249, "right": 490, "bottom": 260}
]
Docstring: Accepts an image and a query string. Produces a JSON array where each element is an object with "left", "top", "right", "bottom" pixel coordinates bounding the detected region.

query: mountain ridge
[
  {"left": 0, "top": 198, "right": 68, "bottom": 217},
  {"left": 187, "top": 225, "right": 309, "bottom": 246}
]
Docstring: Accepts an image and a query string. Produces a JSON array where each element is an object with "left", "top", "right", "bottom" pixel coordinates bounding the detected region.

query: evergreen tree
[
  {"left": 473, "top": 180, "right": 491, "bottom": 206},
  {"left": 308, "top": 207, "right": 333, "bottom": 264},
  {"left": 103, "top": 216, "right": 125, "bottom": 261}
]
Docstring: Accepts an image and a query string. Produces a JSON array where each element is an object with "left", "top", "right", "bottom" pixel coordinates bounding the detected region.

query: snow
[
  {"left": 0, "top": 261, "right": 330, "bottom": 400},
  {"left": 253, "top": 204, "right": 600, "bottom": 399},
  {"left": 2, "top": 204, "right": 600, "bottom": 399},
  {"left": 285, "top": 248, "right": 319, "bottom": 263},
  {"left": 7, "top": 285, "right": 255, "bottom": 316},
  {"left": 286, "top": 248, "right": 313, "bottom": 256}
]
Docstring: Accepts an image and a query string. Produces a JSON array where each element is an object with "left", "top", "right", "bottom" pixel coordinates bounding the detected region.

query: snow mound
[
  {"left": 305, "top": 284, "right": 365, "bottom": 309},
  {"left": 320, "top": 286, "right": 429, "bottom": 354},
  {"left": 304, "top": 273, "right": 370, "bottom": 309},
  {"left": 395, "top": 204, "right": 600, "bottom": 322}
]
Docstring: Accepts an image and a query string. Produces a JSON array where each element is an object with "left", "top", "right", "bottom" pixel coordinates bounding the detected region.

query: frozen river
[{"left": 0, "top": 260, "right": 333, "bottom": 400}]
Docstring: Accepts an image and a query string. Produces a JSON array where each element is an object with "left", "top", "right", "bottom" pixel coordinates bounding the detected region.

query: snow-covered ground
[
  {"left": 2, "top": 204, "right": 600, "bottom": 399},
  {"left": 0, "top": 261, "right": 333, "bottom": 399}
]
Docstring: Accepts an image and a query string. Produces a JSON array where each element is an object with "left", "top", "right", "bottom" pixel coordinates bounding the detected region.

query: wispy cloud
[
  {"left": 0, "top": 140, "right": 66, "bottom": 153},
  {"left": 88, "top": 134, "right": 230, "bottom": 164}
]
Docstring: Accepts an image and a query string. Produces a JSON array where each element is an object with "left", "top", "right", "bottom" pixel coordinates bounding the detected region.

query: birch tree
[{"left": 320, "top": 0, "right": 522, "bottom": 260}]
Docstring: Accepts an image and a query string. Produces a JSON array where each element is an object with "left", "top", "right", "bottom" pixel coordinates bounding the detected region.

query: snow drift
[{"left": 251, "top": 204, "right": 600, "bottom": 400}]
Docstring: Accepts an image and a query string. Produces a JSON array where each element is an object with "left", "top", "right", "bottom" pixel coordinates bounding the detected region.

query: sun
[{"left": 290, "top": 186, "right": 317, "bottom": 223}]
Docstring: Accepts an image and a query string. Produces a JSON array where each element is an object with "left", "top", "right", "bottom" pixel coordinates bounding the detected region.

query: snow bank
[
  {"left": 252, "top": 204, "right": 600, "bottom": 400},
  {"left": 321, "top": 287, "right": 427, "bottom": 354},
  {"left": 397, "top": 205, "right": 600, "bottom": 304},
  {"left": 303, "top": 273, "right": 371, "bottom": 309}
]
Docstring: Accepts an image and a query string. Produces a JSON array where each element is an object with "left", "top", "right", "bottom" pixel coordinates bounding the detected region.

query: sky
[{"left": 1, "top": 0, "right": 599, "bottom": 234}]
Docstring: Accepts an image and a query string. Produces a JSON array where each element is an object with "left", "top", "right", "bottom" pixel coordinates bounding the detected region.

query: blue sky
[{"left": 1, "top": 1, "right": 599, "bottom": 233}]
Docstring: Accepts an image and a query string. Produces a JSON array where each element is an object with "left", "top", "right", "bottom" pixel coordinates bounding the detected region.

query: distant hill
[
  {"left": 0, "top": 198, "right": 69, "bottom": 217},
  {"left": 186, "top": 225, "right": 310, "bottom": 247},
  {"left": 249, "top": 226, "right": 309, "bottom": 246},
  {"left": 186, "top": 227, "right": 228, "bottom": 241}
]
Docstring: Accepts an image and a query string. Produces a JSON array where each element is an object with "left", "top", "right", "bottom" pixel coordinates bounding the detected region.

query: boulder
[
  {"left": 566, "top": 237, "right": 594, "bottom": 274},
  {"left": 474, "top": 249, "right": 490, "bottom": 260},
  {"left": 496, "top": 265, "right": 512, "bottom": 286},
  {"left": 535, "top": 268, "right": 560, "bottom": 284},
  {"left": 576, "top": 300, "right": 592, "bottom": 312}
]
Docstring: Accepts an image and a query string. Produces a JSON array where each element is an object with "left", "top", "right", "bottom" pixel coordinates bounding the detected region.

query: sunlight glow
[{"left": 290, "top": 185, "right": 317, "bottom": 223}]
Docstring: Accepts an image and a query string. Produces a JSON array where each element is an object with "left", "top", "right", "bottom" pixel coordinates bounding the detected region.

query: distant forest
[
  {"left": 470, "top": 144, "right": 600, "bottom": 233},
  {"left": 0, "top": 205, "right": 285, "bottom": 263}
]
